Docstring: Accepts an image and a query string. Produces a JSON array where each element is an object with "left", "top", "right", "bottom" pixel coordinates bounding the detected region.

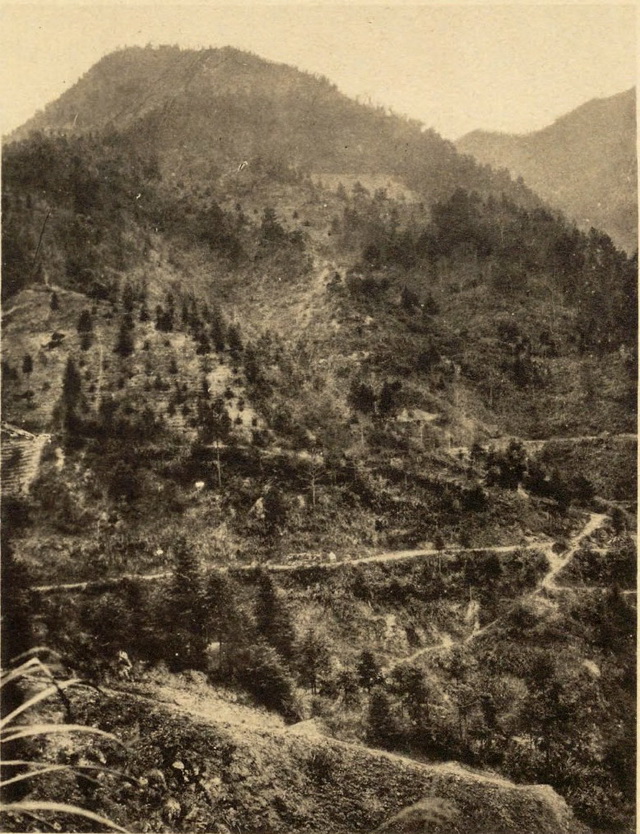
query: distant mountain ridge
[{"left": 456, "top": 88, "right": 637, "bottom": 253}]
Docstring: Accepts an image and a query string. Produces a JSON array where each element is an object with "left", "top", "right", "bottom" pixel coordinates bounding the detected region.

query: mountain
[
  {"left": 2, "top": 46, "right": 637, "bottom": 834},
  {"left": 456, "top": 89, "right": 637, "bottom": 253},
  {"left": 8, "top": 45, "right": 540, "bottom": 208}
]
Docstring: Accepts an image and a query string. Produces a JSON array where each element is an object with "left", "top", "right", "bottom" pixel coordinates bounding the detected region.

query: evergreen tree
[
  {"left": 366, "top": 686, "right": 399, "bottom": 748},
  {"left": 357, "top": 649, "right": 383, "bottom": 691},
  {"left": 77, "top": 309, "right": 93, "bottom": 334},
  {"left": 139, "top": 299, "right": 150, "bottom": 322},
  {"left": 121, "top": 282, "right": 136, "bottom": 314},
  {"left": 389, "top": 664, "right": 430, "bottom": 725},
  {"left": 298, "top": 629, "right": 332, "bottom": 693},
  {"left": 234, "top": 643, "right": 300, "bottom": 720},
  {"left": 77, "top": 309, "right": 94, "bottom": 350},
  {"left": 227, "top": 323, "right": 244, "bottom": 357},
  {"left": 198, "top": 397, "right": 231, "bottom": 446},
  {"left": 210, "top": 306, "right": 227, "bottom": 352},
  {"left": 378, "top": 380, "right": 402, "bottom": 417},
  {"left": 259, "top": 206, "right": 287, "bottom": 247},
  {"left": 401, "top": 286, "right": 419, "bottom": 313},
  {"left": 349, "top": 380, "right": 376, "bottom": 414},
  {"left": 244, "top": 344, "right": 262, "bottom": 384},
  {"left": 114, "top": 315, "right": 135, "bottom": 357},
  {"left": 205, "top": 570, "right": 250, "bottom": 673},
  {"left": 255, "top": 570, "right": 296, "bottom": 663},
  {"left": 49, "top": 291, "right": 60, "bottom": 311},
  {"left": 165, "top": 538, "right": 207, "bottom": 670},
  {"left": 107, "top": 459, "right": 141, "bottom": 503},
  {"left": 22, "top": 354, "right": 33, "bottom": 376},
  {"left": 263, "top": 487, "right": 288, "bottom": 539},
  {"left": 336, "top": 669, "right": 360, "bottom": 707},
  {"left": 422, "top": 293, "right": 440, "bottom": 317},
  {"left": 155, "top": 305, "right": 174, "bottom": 332},
  {"left": 60, "top": 356, "right": 84, "bottom": 433}
]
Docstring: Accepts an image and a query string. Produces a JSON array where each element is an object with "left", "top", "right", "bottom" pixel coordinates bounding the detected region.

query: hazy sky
[{"left": 0, "top": 3, "right": 636, "bottom": 140}]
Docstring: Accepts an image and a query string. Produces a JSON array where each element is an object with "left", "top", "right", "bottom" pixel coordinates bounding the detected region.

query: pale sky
[{"left": 0, "top": 3, "right": 637, "bottom": 140}]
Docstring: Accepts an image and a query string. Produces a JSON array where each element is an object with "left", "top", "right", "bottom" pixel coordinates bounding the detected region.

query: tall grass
[{"left": 0, "top": 649, "right": 131, "bottom": 832}]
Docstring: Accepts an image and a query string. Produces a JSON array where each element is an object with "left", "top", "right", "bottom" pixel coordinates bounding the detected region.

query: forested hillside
[
  {"left": 457, "top": 88, "right": 637, "bottom": 253},
  {"left": 1, "top": 45, "right": 636, "bottom": 834}
]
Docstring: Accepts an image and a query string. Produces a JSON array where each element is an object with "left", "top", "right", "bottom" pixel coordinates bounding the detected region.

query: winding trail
[
  {"left": 31, "top": 513, "right": 609, "bottom": 596},
  {"left": 538, "top": 512, "right": 607, "bottom": 593},
  {"left": 32, "top": 543, "right": 543, "bottom": 594},
  {"left": 390, "top": 511, "right": 609, "bottom": 670}
]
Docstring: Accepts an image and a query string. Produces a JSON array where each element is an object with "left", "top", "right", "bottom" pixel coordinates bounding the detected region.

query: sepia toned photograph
[{"left": 0, "top": 3, "right": 637, "bottom": 832}]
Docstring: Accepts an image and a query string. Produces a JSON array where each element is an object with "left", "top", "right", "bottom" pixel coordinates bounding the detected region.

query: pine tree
[
  {"left": 77, "top": 309, "right": 93, "bottom": 334},
  {"left": 205, "top": 570, "right": 249, "bottom": 673},
  {"left": 227, "top": 323, "right": 244, "bottom": 357},
  {"left": 49, "top": 291, "right": 60, "bottom": 311},
  {"left": 336, "top": 669, "right": 360, "bottom": 707},
  {"left": 22, "top": 354, "right": 33, "bottom": 376},
  {"left": 210, "top": 307, "right": 227, "bottom": 352},
  {"left": 378, "top": 380, "right": 402, "bottom": 417},
  {"left": 263, "top": 487, "right": 288, "bottom": 540},
  {"left": 114, "top": 315, "right": 135, "bottom": 357},
  {"left": 389, "top": 664, "right": 430, "bottom": 725},
  {"left": 235, "top": 643, "right": 299, "bottom": 719},
  {"left": 349, "top": 380, "right": 376, "bottom": 414},
  {"left": 60, "top": 357, "right": 84, "bottom": 433},
  {"left": 298, "top": 629, "right": 332, "bottom": 693},
  {"left": 366, "top": 686, "right": 399, "bottom": 748},
  {"left": 357, "top": 649, "right": 383, "bottom": 691},
  {"left": 155, "top": 305, "right": 174, "bottom": 332},
  {"left": 121, "top": 282, "right": 136, "bottom": 314},
  {"left": 255, "top": 570, "right": 296, "bottom": 663},
  {"left": 77, "top": 309, "right": 94, "bottom": 351},
  {"left": 165, "top": 538, "right": 206, "bottom": 670}
]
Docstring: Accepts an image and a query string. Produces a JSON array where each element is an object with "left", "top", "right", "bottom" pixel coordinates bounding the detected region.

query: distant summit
[
  {"left": 456, "top": 88, "right": 637, "bottom": 253},
  {"left": 8, "top": 44, "right": 539, "bottom": 209}
]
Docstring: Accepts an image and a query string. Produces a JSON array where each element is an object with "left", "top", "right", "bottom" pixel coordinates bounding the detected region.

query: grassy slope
[{"left": 22, "top": 686, "right": 586, "bottom": 834}]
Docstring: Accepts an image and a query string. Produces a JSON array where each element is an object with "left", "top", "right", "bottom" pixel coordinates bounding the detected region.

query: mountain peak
[{"left": 7, "top": 45, "right": 539, "bottom": 211}]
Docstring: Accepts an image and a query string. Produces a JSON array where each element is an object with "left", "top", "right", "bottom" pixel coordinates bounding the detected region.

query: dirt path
[
  {"left": 101, "top": 679, "right": 286, "bottom": 734},
  {"left": 34, "top": 571, "right": 172, "bottom": 594},
  {"left": 538, "top": 512, "right": 607, "bottom": 592},
  {"left": 390, "top": 512, "right": 609, "bottom": 669},
  {"left": 31, "top": 513, "right": 611, "bottom": 599},
  {"left": 32, "top": 543, "right": 542, "bottom": 593},
  {"left": 282, "top": 715, "right": 557, "bottom": 796}
]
